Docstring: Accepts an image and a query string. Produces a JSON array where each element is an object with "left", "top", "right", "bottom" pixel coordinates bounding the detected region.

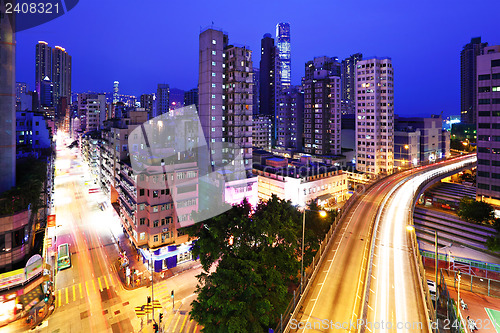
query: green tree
[
  {"left": 188, "top": 195, "right": 328, "bottom": 333},
  {"left": 486, "top": 218, "right": 500, "bottom": 252},
  {"left": 457, "top": 197, "right": 495, "bottom": 224}
]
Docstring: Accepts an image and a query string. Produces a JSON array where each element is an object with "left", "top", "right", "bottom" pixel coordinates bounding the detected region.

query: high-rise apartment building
[
  {"left": 35, "top": 41, "right": 51, "bottom": 100},
  {"left": 341, "top": 53, "right": 362, "bottom": 115},
  {"left": 303, "top": 56, "right": 341, "bottom": 156},
  {"left": 198, "top": 27, "right": 254, "bottom": 197},
  {"left": 276, "top": 86, "right": 304, "bottom": 152},
  {"left": 199, "top": 28, "right": 227, "bottom": 170},
  {"left": 276, "top": 22, "right": 291, "bottom": 88},
  {"left": 184, "top": 88, "right": 198, "bottom": 110},
  {"left": 253, "top": 115, "right": 272, "bottom": 150},
  {"left": 51, "top": 45, "right": 72, "bottom": 103},
  {"left": 461, "top": 37, "right": 488, "bottom": 124},
  {"left": 355, "top": 57, "right": 394, "bottom": 175},
  {"left": 140, "top": 93, "right": 154, "bottom": 119},
  {"left": 476, "top": 45, "right": 500, "bottom": 205},
  {"left": 154, "top": 83, "right": 170, "bottom": 117},
  {"left": 0, "top": 3, "right": 16, "bottom": 193},
  {"left": 223, "top": 44, "right": 253, "bottom": 174}
]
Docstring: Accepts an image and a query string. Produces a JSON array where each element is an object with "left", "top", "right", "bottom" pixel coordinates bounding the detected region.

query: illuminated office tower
[
  {"left": 35, "top": 41, "right": 51, "bottom": 100},
  {"left": 355, "top": 57, "right": 394, "bottom": 175},
  {"left": 276, "top": 22, "right": 291, "bottom": 88},
  {"left": 0, "top": 2, "right": 16, "bottom": 192},
  {"left": 113, "top": 81, "right": 119, "bottom": 104},
  {"left": 52, "top": 45, "right": 72, "bottom": 103},
  {"left": 259, "top": 33, "right": 278, "bottom": 144}
]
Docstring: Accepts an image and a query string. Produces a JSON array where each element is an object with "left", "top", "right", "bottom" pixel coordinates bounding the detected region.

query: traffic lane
[{"left": 295, "top": 178, "right": 396, "bottom": 331}]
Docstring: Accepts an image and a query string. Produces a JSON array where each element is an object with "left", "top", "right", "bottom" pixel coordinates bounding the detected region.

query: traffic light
[
  {"left": 44, "top": 293, "right": 50, "bottom": 303},
  {"left": 153, "top": 323, "right": 159, "bottom": 333},
  {"left": 147, "top": 296, "right": 151, "bottom": 304},
  {"left": 159, "top": 313, "right": 163, "bottom": 323},
  {"left": 171, "top": 290, "right": 174, "bottom": 299}
]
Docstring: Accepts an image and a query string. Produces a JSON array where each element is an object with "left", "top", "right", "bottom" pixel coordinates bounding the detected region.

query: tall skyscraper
[
  {"left": 199, "top": 28, "right": 226, "bottom": 169},
  {"left": 35, "top": 41, "right": 51, "bottom": 100},
  {"left": 303, "top": 56, "right": 341, "bottom": 156},
  {"left": 154, "top": 83, "right": 170, "bottom": 117},
  {"left": 40, "top": 76, "right": 54, "bottom": 108},
  {"left": 276, "top": 86, "right": 304, "bottom": 152},
  {"left": 355, "top": 57, "right": 394, "bottom": 175},
  {"left": 198, "top": 28, "right": 253, "bottom": 174},
  {"left": 476, "top": 45, "right": 500, "bottom": 206},
  {"left": 259, "top": 34, "right": 278, "bottom": 145},
  {"left": 0, "top": 2, "right": 16, "bottom": 193},
  {"left": 276, "top": 22, "right": 291, "bottom": 88},
  {"left": 341, "top": 53, "right": 362, "bottom": 115},
  {"left": 461, "top": 37, "right": 488, "bottom": 124},
  {"left": 52, "top": 45, "right": 72, "bottom": 103},
  {"left": 113, "top": 81, "right": 119, "bottom": 104}
]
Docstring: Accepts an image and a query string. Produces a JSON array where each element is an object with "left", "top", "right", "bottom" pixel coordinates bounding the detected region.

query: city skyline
[{"left": 14, "top": 0, "right": 500, "bottom": 118}]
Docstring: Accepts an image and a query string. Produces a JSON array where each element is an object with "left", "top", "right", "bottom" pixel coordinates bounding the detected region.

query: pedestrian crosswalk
[
  {"left": 56, "top": 273, "right": 117, "bottom": 308},
  {"left": 160, "top": 310, "right": 201, "bottom": 333}
]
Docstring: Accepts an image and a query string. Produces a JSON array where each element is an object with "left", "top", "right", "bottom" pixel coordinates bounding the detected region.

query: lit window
[
  {"left": 212, "top": 39, "right": 216, "bottom": 44},
  {"left": 211, "top": 105, "right": 215, "bottom": 109},
  {"left": 212, "top": 72, "right": 216, "bottom": 77},
  {"left": 140, "top": 232, "right": 145, "bottom": 240},
  {"left": 212, "top": 83, "right": 216, "bottom": 88},
  {"left": 211, "top": 128, "right": 215, "bottom": 132},
  {"left": 212, "top": 61, "right": 216, "bottom": 66},
  {"left": 212, "top": 50, "right": 216, "bottom": 55},
  {"left": 212, "top": 94, "right": 215, "bottom": 99}
]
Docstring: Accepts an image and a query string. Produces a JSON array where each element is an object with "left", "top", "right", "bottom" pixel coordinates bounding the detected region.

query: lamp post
[
  {"left": 407, "top": 225, "right": 439, "bottom": 332},
  {"left": 457, "top": 271, "right": 462, "bottom": 330},
  {"left": 300, "top": 207, "right": 327, "bottom": 291}
]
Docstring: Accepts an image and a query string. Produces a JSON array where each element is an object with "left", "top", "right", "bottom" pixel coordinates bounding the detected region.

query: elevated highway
[{"left": 287, "top": 154, "right": 476, "bottom": 332}]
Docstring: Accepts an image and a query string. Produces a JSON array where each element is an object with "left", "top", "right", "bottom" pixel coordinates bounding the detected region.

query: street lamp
[
  {"left": 407, "top": 225, "right": 439, "bottom": 332},
  {"left": 301, "top": 207, "right": 327, "bottom": 292}
]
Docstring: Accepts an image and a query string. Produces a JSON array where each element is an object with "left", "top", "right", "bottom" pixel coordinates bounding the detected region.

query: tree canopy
[
  {"left": 187, "top": 195, "right": 336, "bottom": 333},
  {"left": 457, "top": 197, "right": 495, "bottom": 224}
]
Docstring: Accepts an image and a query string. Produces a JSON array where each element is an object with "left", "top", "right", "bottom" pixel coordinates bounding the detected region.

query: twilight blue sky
[{"left": 15, "top": 0, "right": 500, "bottom": 117}]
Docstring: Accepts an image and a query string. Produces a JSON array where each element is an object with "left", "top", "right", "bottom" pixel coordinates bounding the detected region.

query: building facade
[
  {"left": 155, "top": 84, "right": 170, "bottom": 117},
  {"left": 355, "top": 57, "right": 394, "bottom": 175},
  {"left": 276, "top": 22, "right": 291, "bottom": 88},
  {"left": 184, "top": 88, "right": 198, "bottom": 110},
  {"left": 35, "top": 41, "right": 51, "bottom": 102},
  {"left": 276, "top": 86, "right": 304, "bottom": 152},
  {"left": 461, "top": 37, "right": 488, "bottom": 125},
  {"left": 303, "top": 56, "right": 341, "bottom": 156},
  {"left": 476, "top": 45, "right": 500, "bottom": 205},
  {"left": 259, "top": 33, "right": 278, "bottom": 144},
  {"left": 140, "top": 93, "right": 154, "bottom": 119},
  {"left": 51, "top": 46, "right": 71, "bottom": 104},
  {"left": 341, "top": 53, "right": 362, "bottom": 115},
  {"left": 253, "top": 114, "right": 272, "bottom": 151}
]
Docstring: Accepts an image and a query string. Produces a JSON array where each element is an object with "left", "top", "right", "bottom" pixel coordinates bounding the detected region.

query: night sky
[{"left": 14, "top": 0, "right": 500, "bottom": 117}]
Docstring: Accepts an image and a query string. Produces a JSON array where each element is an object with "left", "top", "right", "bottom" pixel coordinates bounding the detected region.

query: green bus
[{"left": 57, "top": 243, "right": 71, "bottom": 270}]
